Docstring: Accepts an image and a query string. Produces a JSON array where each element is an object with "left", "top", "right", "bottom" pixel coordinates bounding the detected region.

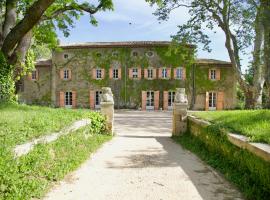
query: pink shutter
[
  {"left": 118, "top": 68, "right": 122, "bottom": 79},
  {"left": 138, "top": 67, "right": 141, "bottom": 79},
  {"left": 217, "top": 92, "right": 224, "bottom": 110},
  {"left": 153, "top": 68, "right": 157, "bottom": 79},
  {"left": 129, "top": 68, "right": 133, "bottom": 79},
  {"left": 216, "top": 69, "right": 221, "bottom": 80},
  {"left": 158, "top": 68, "right": 162, "bottom": 79},
  {"left": 101, "top": 69, "right": 105, "bottom": 79},
  {"left": 208, "top": 69, "right": 211, "bottom": 80},
  {"left": 144, "top": 68, "right": 148, "bottom": 79},
  {"left": 72, "top": 91, "right": 76, "bottom": 108},
  {"left": 60, "top": 69, "right": 64, "bottom": 79},
  {"left": 141, "top": 91, "right": 146, "bottom": 111},
  {"left": 69, "top": 69, "right": 72, "bottom": 80},
  {"left": 92, "top": 68, "right": 96, "bottom": 79},
  {"left": 154, "top": 91, "right": 159, "bottom": 110},
  {"left": 167, "top": 68, "right": 171, "bottom": 79},
  {"left": 89, "top": 90, "right": 95, "bottom": 109},
  {"left": 163, "top": 91, "right": 168, "bottom": 110},
  {"left": 59, "top": 91, "right": 65, "bottom": 107},
  {"left": 183, "top": 68, "right": 186, "bottom": 80},
  {"left": 109, "top": 68, "right": 113, "bottom": 79},
  {"left": 174, "top": 68, "right": 177, "bottom": 79},
  {"left": 205, "top": 92, "right": 209, "bottom": 111}
]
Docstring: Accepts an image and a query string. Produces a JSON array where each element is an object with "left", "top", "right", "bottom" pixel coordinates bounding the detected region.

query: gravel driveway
[{"left": 44, "top": 111, "right": 243, "bottom": 200}]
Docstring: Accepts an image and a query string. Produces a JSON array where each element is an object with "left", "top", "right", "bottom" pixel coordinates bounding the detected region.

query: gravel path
[{"left": 44, "top": 111, "right": 244, "bottom": 200}]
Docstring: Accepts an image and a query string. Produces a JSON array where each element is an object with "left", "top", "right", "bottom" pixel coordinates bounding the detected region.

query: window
[
  {"left": 132, "top": 68, "right": 138, "bottom": 78},
  {"left": 65, "top": 92, "right": 72, "bottom": 107},
  {"left": 147, "top": 68, "right": 153, "bottom": 79},
  {"left": 31, "top": 70, "right": 37, "bottom": 80},
  {"left": 95, "top": 91, "right": 102, "bottom": 108},
  {"left": 96, "top": 69, "right": 102, "bottom": 79},
  {"left": 132, "top": 51, "right": 138, "bottom": 57},
  {"left": 146, "top": 51, "right": 154, "bottom": 57},
  {"left": 176, "top": 68, "right": 183, "bottom": 79},
  {"left": 113, "top": 68, "right": 119, "bottom": 79},
  {"left": 63, "top": 69, "right": 70, "bottom": 80},
  {"left": 146, "top": 91, "right": 154, "bottom": 109},
  {"left": 96, "top": 52, "right": 102, "bottom": 57},
  {"left": 64, "top": 54, "right": 68, "bottom": 59},
  {"left": 210, "top": 69, "right": 216, "bottom": 80},
  {"left": 209, "top": 92, "right": 217, "bottom": 109},
  {"left": 168, "top": 91, "right": 175, "bottom": 107},
  {"left": 112, "top": 51, "right": 118, "bottom": 57},
  {"left": 162, "top": 68, "right": 167, "bottom": 78}
]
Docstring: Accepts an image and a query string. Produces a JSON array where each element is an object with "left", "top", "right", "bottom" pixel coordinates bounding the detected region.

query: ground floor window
[
  {"left": 65, "top": 91, "right": 72, "bottom": 108},
  {"left": 209, "top": 92, "right": 216, "bottom": 110},
  {"left": 146, "top": 91, "right": 154, "bottom": 110},
  {"left": 95, "top": 91, "right": 102, "bottom": 108},
  {"left": 168, "top": 91, "right": 175, "bottom": 109}
]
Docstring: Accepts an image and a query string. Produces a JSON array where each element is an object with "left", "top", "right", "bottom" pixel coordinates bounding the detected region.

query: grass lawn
[
  {"left": 190, "top": 110, "right": 270, "bottom": 144},
  {"left": 0, "top": 103, "right": 112, "bottom": 199}
]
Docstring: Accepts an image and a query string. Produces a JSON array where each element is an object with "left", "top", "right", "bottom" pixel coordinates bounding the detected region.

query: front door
[
  {"left": 168, "top": 91, "right": 175, "bottom": 110},
  {"left": 65, "top": 91, "right": 72, "bottom": 108},
  {"left": 146, "top": 91, "right": 154, "bottom": 110}
]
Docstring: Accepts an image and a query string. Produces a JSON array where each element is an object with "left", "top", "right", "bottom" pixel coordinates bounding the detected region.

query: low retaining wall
[{"left": 188, "top": 115, "right": 270, "bottom": 162}]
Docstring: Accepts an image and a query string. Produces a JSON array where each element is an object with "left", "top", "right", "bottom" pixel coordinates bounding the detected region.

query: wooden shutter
[
  {"left": 208, "top": 69, "right": 211, "bottom": 80},
  {"left": 92, "top": 68, "right": 96, "bottom": 79},
  {"left": 163, "top": 91, "right": 168, "bottom": 110},
  {"left": 167, "top": 68, "right": 171, "bottom": 79},
  {"left": 129, "top": 68, "right": 133, "bottom": 79},
  {"left": 154, "top": 91, "right": 160, "bottom": 110},
  {"left": 216, "top": 69, "right": 221, "bottom": 80},
  {"left": 141, "top": 91, "right": 146, "bottom": 111},
  {"left": 109, "top": 68, "right": 113, "bottom": 79},
  {"left": 35, "top": 69, "right": 39, "bottom": 80},
  {"left": 153, "top": 68, "right": 157, "bottom": 79},
  {"left": 158, "top": 68, "right": 163, "bottom": 79},
  {"left": 182, "top": 67, "right": 186, "bottom": 80},
  {"left": 72, "top": 91, "right": 76, "bottom": 108},
  {"left": 144, "top": 68, "right": 148, "bottom": 79},
  {"left": 69, "top": 69, "right": 72, "bottom": 80},
  {"left": 118, "top": 68, "right": 122, "bottom": 79},
  {"left": 138, "top": 67, "right": 141, "bottom": 80},
  {"left": 205, "top": 92, "right": 209, "bottom": 111},
  {"left": 89, "top": 90, "right": 95, "bottom": 109},
  {"left": 173, "top": 68, "right": 177, "bottom": 79},
  {"left": 101, "top": 69, "right": 105, "bottom": 79},
  {"left": 217, "top": 92, "right": 224, "bottom": 110},
  {"left": 59, "top": 91, "right": 65, "bottom": 107},
  {"left": 60, "top": 69, "right": 64, "bottom": 79}
]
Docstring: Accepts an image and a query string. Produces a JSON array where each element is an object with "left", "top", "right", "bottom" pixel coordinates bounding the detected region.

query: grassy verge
[
  {"left": 191, "top": 110, "right": 270, "bottom": 144},
  {"left": 0, "top": 103, "right": 112, "bottom": 199},
  {"left": 0, "top": 103, "right": 103, "bottom": 147},
  {"left": 174, "top": 122, "right": 270, "bottom": 200}
]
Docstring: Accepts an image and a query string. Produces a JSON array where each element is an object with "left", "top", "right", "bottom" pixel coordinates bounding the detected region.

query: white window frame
[
  {"left": 63, "top": 69, "right": 70, "bottom": 80},
  {"left": 132, "top": 68, "right": 138, "bottom": 78},
  {"left": 96, "top": 68, "right": 102, "bottom": 79},
  {"left": 162, "top": 68, "right": 167, "bottom": 79},
  {"left": 113, "top": 68, "right": 119, "bottom": 79},
  {"left": 176, "top": 67, "right": 183, "bottom": 79},
  {"left": 146, "top": 51, "right": 154, "bottom": 57},
  {"left": 168, "top": 91, "right": 175, "bottom": 110},
  {"left": 146, "top": 91, "right": 154, "bottom": 110},
  {"left": 210, "top": 69, "right": 216, "bottom": 80},
  {"left": 209, "top": 92, "right": 217, "bottom": 110},
  {"left": 31, "top": 70, "right": 37, "bottom": 80},
  {"left": 147, "top": 68, "right": 153, "bottom": 79},
  {"left": 95, "top": 91, "right": 102, "bottom": 109},
  {"left": 65, "top": 91, "right": 72, "bottom": 108}
]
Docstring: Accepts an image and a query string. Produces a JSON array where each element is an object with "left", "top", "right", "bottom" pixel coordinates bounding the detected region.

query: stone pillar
[
  {"left": 172, "top": 88, "right": 188, "bottom": 136},
  {"left": 100, "top": 87, "right": 114, "bottom": 135}
]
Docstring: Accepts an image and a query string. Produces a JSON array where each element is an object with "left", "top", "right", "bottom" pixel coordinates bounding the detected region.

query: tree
[
  {"left": 0, "top": 0, "right": 113, "bottom": 102},
  {"left": 147, "top": 0, "right": 267, "bottom": 108}
]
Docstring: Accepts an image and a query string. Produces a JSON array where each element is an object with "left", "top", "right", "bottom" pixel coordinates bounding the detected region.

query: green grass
[
  {"left": 0, "top": 103, "right": 111, "bottom": 199},
  {"left": 191, "top": 110, "right": 270, "bottom": 144}
]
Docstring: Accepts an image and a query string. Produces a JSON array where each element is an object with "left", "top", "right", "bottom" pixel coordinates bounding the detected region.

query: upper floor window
[
  {"left": 146, "top": 51, "right": 154, "bottom": 57},
  {"left": 96, "top": 52, "right": 102, "bottom": 57},
  {"left": 162, "top": 68, "right": 167, "bottom": 78},
  {"left": 31, "top": 70, "right": 37, "bottom": 80},
  {"left": 113, "top": 68, "right": 119, "bottom": 79},
  {"left": 132, "top": 68, "right": 138, "bottom": 78},
  {"left": 210, "top": 69, "right": 216, "bottom": 80},
  {"left": 147, "top": 68, "right": 153, "bottom": 79},
  {"left": 96, "top": 69, "right": 102, "bottom": 79},
  {"left": 112, "top": 51, "right": 118, "bottom": 57},
  {"left": 176, "top": 68, "right": 183, "bottom": 79},
  {"left": 64, "top": 69, "right": 70, "bottom": 80},
  {"left": 132, "top": 51, "right": 138, "bottom": 57},
  {"left": 64, "top": 54, "right": 69, "bottom": 59}
]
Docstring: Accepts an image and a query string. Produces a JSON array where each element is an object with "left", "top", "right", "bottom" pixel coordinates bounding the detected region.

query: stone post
[
  {"left": 100, "top": 87, "right": 114, "bottom": 135},
  {"left": 172, "top": 88, "right": 188, "bottom": 136}
]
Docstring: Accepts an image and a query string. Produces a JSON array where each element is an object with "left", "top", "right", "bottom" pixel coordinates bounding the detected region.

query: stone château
[{"left": 19, "top": 41, "right": 237, "bottom": 111}]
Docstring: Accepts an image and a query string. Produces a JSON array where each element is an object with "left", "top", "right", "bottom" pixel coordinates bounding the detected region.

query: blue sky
[{"left": 57, "top": 0, "right": 249, "bottom": 68}]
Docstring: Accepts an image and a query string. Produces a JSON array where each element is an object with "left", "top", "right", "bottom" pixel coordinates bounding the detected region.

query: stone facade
[{"left": 19, "top": 41, "right": 237, "bottom": 111}]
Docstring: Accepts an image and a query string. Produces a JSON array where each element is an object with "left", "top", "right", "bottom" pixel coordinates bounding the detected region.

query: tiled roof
[
  {"left": 59, "top": 41, "right": 194, "bottom": 49},
  {"left": 195, "top": 58, "right": 232, "bottom": 66},
  {"left": 35, "top": 59, "right": 52, "bottom": 66}
]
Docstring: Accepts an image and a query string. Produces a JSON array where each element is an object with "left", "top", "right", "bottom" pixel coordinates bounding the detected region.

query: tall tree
[
  {"left": 0, "top": 0, "right": 113, "bottom": 101},
  {"left": 147, "top": 0, "right": 266, "bottom": 108}
]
